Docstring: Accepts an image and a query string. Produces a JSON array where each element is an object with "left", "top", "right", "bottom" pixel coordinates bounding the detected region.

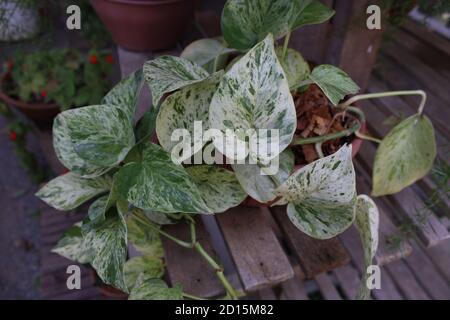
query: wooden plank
[
  {"left": 423, "top": 239, "right": 450, "bottom": 281},
  {"left": 271, "top": 206, "right": 350, "bottom": 278},
  {"left": 384, "top": 260, "right": 430, "bottom": 300},
  {"left": 216, "top": 206, "right": 294, "bottom": 292},
  {"left": 258, "top": 287, "right": 278, "bottom": 300},
  {"left": 279, "top": 278, "right": 309, "bottom": 300},
  {"left": 402, "top": 19, "right": 450, "bottom": 57},
  {"left": 35, "top": 128, "right": 66, "bottom": 175},
  {"left": 314, "top": 273, "right": 342, "bottom": 300},
  {"left": 333, "top": 265, "right": 360, "bottom": 300},
  {"left": 162, "top": 217, "right": 226, "bottom": 298},
  {"left": 40, "top": 265, "right": 95, "bottom": 298},
  {"left": 47, "top": 287, "right": 102, "bottom": 300}
]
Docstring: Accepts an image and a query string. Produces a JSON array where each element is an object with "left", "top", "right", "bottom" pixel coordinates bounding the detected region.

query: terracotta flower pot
[
  {"left": 90, "top": 0, "right": 195, "bottom": 52},
  {"left": 0, "top": 74, "right": 60, "bottom": 125}
]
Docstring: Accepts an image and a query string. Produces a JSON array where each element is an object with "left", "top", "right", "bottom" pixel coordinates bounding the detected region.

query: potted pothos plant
[
  {"left": 37, "top": 0, "right": 436, "bottom": 300},
  {"left": 0, "top": 48, "right": 113, "bottom": 124}
]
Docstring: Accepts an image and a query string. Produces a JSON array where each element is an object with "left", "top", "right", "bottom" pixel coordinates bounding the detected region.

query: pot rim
[{"left": 92, "top": 0, "right": 191, "bottom": 6}]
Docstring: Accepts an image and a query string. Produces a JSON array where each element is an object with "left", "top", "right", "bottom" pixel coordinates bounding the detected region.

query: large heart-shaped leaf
[
  {"left": 275, "top": 47, "right": 310, "bottom": 90},
  {"left": 82, "top": 211, "right": 128, "bottom": 291},
  {"left": 209, "top": 34, "right": 296, "bottom": 163},
  {"left": 53, "top": 104, "right": 135, "bottom": 177},
  {"left": 36, "top": 172, "right": 111, "bottom": 210},
  {"left": 232, "top": 149, "right": 294, "bottom": 203},
  {"left": 127, "top": 210, "right": 164, "bottom": 257},
  {"left": 277, "top": 144, "right": 356, "bottom": 239},
  {"left": 143, "top": 56, "right": 209, "bottom": 106},
  {"left": 304, "top": 65, "right": 360, "bottom": 106},
  {"left": 354, "top": 195, "right": 379, "bottom": 300},
  {"left": 372, "top": 114, "right": 436, "bottom": 196},
  {"left": 52, "top": 222, "right": 94, "bottom": 264},
  {"left": 115, "top": 142, "right": 210, "bottom": 213},
  {"left": 128, "top": 277, "right": 183, "bottom": 300},
  {"left": 181, "top": 38, "right": 235, "bottom": 73},
  {"left": 102, "top": 69, "right": 143, "bottom": 121},
  {"left": 186, "top": 165, "right": 247, "bottom": 213},
  {"left": 124, "top": 256, "right": 164, "bottom": 291},
  {"left": 156, "top": 72, "right": 223, "bottom": 163}
]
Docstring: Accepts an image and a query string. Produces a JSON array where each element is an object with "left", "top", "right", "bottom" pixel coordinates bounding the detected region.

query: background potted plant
[
  {"left": 0, "top": 48, "right": 113, "bottom": 124},
  {"left": 90, "top": 0, "right": 195, "bottom": 51},
  {"left": 37, "top": 0, "right": 436, "bottom": 300},
  {"left": 0, "top": 0, "right": 40, "bottom": 42}
]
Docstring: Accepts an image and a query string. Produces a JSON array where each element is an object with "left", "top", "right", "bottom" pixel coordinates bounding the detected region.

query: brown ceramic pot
[
  {"left": 0, "top": 74, "right": 60, "bottom": 124},
  {"left": 90, "top": 0, "right": 195, "bottom": 52}
]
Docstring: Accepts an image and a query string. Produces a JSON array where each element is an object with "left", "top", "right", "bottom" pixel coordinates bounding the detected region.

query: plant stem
[
  {"left": 282, "top": 32, "right": 291, "bottom": 60},
  {"left": 315, "top": 142, "right": 324, "bottom": 158},
  {"left": 355, "top": 130, "right": 382, "bottom": 144},
  {"left": 340, "top": 90, "right": 427, "bottom": 115},
  {"left": 183, "top": 292, "right": 207, "bottom": 300}
]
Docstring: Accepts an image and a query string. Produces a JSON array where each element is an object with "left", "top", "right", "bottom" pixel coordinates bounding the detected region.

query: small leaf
[
  {"left": 143, "top": 55, "right": 209, "bottom": 106},
  {"left": 127, "top": 210, "right": 164, "bottom": 257},
  {"left": 275, "top": 47, "right": 310, "bottom": 90},
  {"left": 156, "top": 72, "right": 223, "bottom": 162},
  {"left": 277, "top": 144, "right": 356, "bottom": 239},
  {"left": 36, "top": 172, "right": 111, "bottom": 211},
  {"left": 372, "top": 114, "right": 436, "bottom": 196},
  {"left": 293, "top": 0, "right": 335, "bottom": 29},
  {"left": 128, "top": 277, "right": 183, "bottom": 300},
  {"left": 306, "top": 65, "right": 359, "bottom": 106},
  {"left": 209, "top": 34, "right": 296, "bottom": 163},
  {"left": 180, "top": 38, "right": 235, "bottom": 73},
  {"left": 115, "top": 142, "right": 210, "bottom": 213},
  {"left": 124, "top": 256, "right": 165, "bottom": 291},
  {"left": 52, "top": 222, "right": 94, "bottom": 264},
  {"left": 186, "top": 165, "right": 247, "bottom": 213},
  {"left": 354, "top": 195, "right": 379, "bottom": 300},
  {"left": 232, "top": 149, "right": 294, "bottom": 203}
]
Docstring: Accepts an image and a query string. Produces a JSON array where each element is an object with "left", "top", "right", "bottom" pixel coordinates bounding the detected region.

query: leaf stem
[
  {"left": 315, "top": 142, "right": 324, "bottom": 158},
  {"left": 282, "top": 32, "right": 291, "bottom": 60},
  {"left": 355, "top": 131, "right": 382, "bottom": 144},
  {"left": 183, "top": 292, "right": 207, "bottom": 300},
  {"left": 339, "top": 90, "right": 427, "bottom": 115}
]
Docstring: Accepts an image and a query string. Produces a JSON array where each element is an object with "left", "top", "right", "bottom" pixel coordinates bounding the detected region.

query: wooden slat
[
  {"left": 402, "top": 19, "right": 450, "bottom": 57},
  {"left": 384, "top": 260, "right": 430, "bottom": 300},
  {"left": 271, "top": 206, "right": 350, "bottom": 278},
  {"left": 314, "top": 273, "right": 342, "bottom": 300},
  {"left": 162, "top": 217, "right": 226, "bottom": 298},
  {"left": 333, "top": 265, "right": 360, "bottom": 300},
  {"left": 216, "top": 206, "right": 294, "bottom": 292},
  {"left": 423, "top": 239, "right": 450, "bottom": 281},
  {"left": 279, "top": 278, "right": 309, "bottom": 300},
  {"left": 258, "top": 287, "right": 278, "bottom": 300}
]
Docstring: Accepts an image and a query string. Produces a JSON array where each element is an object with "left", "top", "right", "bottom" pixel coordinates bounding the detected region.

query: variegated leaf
[
  {"left": 275, "top": 47, "right": 310, "bottom": 90},
  {"left": 209, "top": 34, "right": 296, "bottom": 163},
  {"left": 354, "top": 195, "right": 379, "bottom": 300},
  {"left": 372, "top": 114, "right": 436, "bottom": 196},
  {"left": 134, "top": 107, "right": 158, "bottom": 144},
  {"left": 52, "top": 222, "right": 94, "bottom": 264},
  {"left": 292, "top": 0, "right": 335, "bottom": 29},
  {"left": 181, "top": 38, "right": 235, "bottom": 73},
  {"left": 124, "top": 256, "right": 164, "bottom": 291},
  {"left": 115, "top": 142, "right": 210, "bottom": 214},
  {"left": 82, "top": 211, "right": 128, "bottom": 291},
  {"left": 36, "top": 172, "right": 111, "bottom": 211},
  {"left": 127, "top": 209, "right": 164, "bottom": 257},
  {"left": 143, "top": 55, "right": 209, "bottom": 106},
  {"left": 304, "top": 65, "right": 359, "bottom": 106},
  {"left": 53, "top": 104, "right": 135, "bottom": 177},
  {"left": 143, "top": 209, "right": 181, "bottom": 225},
  {"left": 156, "top": 72, "right": 223, "bottom": 162},
  {"left": 221, "top": 0, "right": 293, "bottom": 50},
  {"left": 277, "top": 144, "right": 356, "bottom": 239},
  {"left": 232, "top": 149, "right": 294, "bottom": 203},
  {"left": 186, "top": 165, "right": 247, "bottom": 213},
  {"left": 102, "top": 69, "right": 143, "bottom": 121},
  {"left": 128, "top": 276, "right": 183, "bottom": 300}
]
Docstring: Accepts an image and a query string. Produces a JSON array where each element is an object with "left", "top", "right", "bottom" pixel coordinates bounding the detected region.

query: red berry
[
  {"left": 6, "top": 60, "right": 13, "bottom": 70},
  {"left": 89, "top": 54, "right": 98, "bottom": 64},
  {"left": 40, "top": 89, "right": 47, "bottom": 98},
  {"left": 9, "top": 130, "right": 17, "bottom": 142},
  {"left": 105, "top": 54, "right": 113, "bottom": 64}
]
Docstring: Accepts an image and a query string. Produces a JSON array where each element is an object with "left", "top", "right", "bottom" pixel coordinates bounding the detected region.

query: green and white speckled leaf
[
  {"left": 102, "top": 69, "right": 143, "bottom": 121},
  {"left": 186, "top": 165, "right": 247, "bottom": 213},
  {"left": 209, "top": 34, "right": 296, "bottom": 163},
  {"left": 127, "top": 210, "right": 164, "bottom": 257},
  {"left": 53, "top": 104, "right": 135, "bottom": 177},
  {"left": 277, "top": 144, "right": 356, "bottom": 239},
  {"left": 115, "top": 142, "right": 210, "bottom": 214},
  {"left": 129, "top": 277, "right": 183, "bottom": 300},
  {"left": 181, "top": 38, "right": 235, "bottom": 73},
  {"left": 221, "top": 0, "right": 293, "bottom": 50},
  {"left": 134, "top": 107, "right": 158, "bottom": 144},
  {"left": 143, "top": 55, "right": 209, "bottom": 106},
  {"left": 36, "top": 172, "right": 111, "bottom": 211},
  {"left": 354, "top": 195, "right": 379, "bottom": 300},
  {"left": 52, "top": 222, "right": 94, "bottom": 264},
  {"left": 156, "top": 72, "right": 223, "bottom": 162},
  {"left": 293, "top": 0, "right": 335, "bottom": 29},
  {"left": 232, "top": 149, "right": 294, "bottom": 203},
  {"left": 305, "top": 65, "right": 359, "bottom": 106},
  {"left": 124, "top": 256, "right": 164, "bottom": 291},
  {"left": 82, "top": 211, "right": 128, "bottom": 291},
  {"left": 372, "top": 114, "right": 436, "bottom": 196},
  {"left": 275, "top": 47, "right": 310, "bottom": 90}
]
